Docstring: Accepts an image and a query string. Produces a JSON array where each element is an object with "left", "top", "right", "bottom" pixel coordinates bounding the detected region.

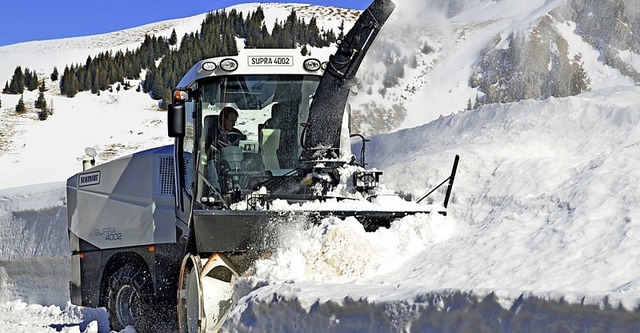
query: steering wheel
[
  {"left": 216, "top": 132, "right": 245, "bottom": 149},
  {"left": 226, "top": 132, "right": 244, "bottom": 140}
]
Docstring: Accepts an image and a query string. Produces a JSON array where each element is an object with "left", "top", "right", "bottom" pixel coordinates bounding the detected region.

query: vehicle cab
[{"left": 168, "top": 48, "right": 333, "bottom": 209}]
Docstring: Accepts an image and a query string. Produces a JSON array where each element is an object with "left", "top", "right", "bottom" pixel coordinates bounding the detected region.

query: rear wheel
[{"left": 107, "top": 264, "right": 153, "bottom": 332}]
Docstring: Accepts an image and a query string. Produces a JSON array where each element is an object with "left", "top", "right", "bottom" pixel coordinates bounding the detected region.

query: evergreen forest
[{"left": 2, "top": 7, "right": 339, "bottom": 107}]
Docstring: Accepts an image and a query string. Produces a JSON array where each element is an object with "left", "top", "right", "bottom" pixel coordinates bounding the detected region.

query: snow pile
[
  {"left": 362, "top": 86, "right": 640, "bottom": 295},
  {"left": 251, "top": 213, "right": 459, "bottom": 283},
  {"left": 0, "top": 300, "right": 110, "bottom": 333},
  {"left": 223, "top": 86, "right": 640, "bottom": 332}
]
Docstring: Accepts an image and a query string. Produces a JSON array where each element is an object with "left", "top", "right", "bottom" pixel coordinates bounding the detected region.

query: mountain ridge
[{"left": 1, "top": 1, "right": 638, "bottom": 136}]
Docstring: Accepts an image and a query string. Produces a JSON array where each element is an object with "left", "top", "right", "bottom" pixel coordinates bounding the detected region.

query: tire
[{"left": 106, "top": 264, "right": 154, "bottom": 332}]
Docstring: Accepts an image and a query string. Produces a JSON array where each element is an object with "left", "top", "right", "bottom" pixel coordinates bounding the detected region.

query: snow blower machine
[{"left": 66, "top": 0, "right": 459, "bottom": 331}]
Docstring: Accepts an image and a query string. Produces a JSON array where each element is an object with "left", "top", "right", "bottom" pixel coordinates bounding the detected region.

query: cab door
[{"left": 172, "top": 98, "right": 196, "bottom": 234}]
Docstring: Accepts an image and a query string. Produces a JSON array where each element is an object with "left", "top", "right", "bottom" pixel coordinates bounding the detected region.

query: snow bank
[
  {"left": 227, "top": 288, "right": 640, "bottom": 332},
  {"left": 0, "top": 184, "right": 113, "bottom": 332},
  {"left": 223, "top": 86, "right": 640, "bottom": 332},
  {"left": 0, "top": 183, "right": 70, "bottom": 306}
]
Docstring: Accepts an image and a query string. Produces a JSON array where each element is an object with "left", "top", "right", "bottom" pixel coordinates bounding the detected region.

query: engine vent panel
[{"left": 159, "top": 156, "right": 175, "bottom": 196}]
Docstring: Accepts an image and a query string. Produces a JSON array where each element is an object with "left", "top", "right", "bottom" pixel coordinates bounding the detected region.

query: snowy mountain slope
[
  {"left": 0, "top": 3, "right": 358, "bottom": 82},
  {"left": 348, "top": 0, "right": 640, "bottom": 135},
  {"left": 0, "top": 3, "right": 358, "bottom": 189},
  {"left": 0, "top": 88, "right": 173, "bottom": 189},
  {"left": 0, "top": 1, "right": 639, "bottom": 332},
  {"left": 3, "top": 0, "right": 637, "bottom": 147},
  {"left": 0, "top": 16, "right": 205, "bottom": 83},
  {"left": 369, "top": 86, "right": 640, "bottom": 291}
]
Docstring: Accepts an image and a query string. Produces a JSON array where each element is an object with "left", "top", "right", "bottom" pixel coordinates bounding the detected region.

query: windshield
[{"left": 196, "top": 74, "right": 320, "bottom": 203}]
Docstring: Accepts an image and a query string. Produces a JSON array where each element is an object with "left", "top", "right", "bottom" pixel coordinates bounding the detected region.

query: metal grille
[{"left": 159, "top": 156, "right": 175, "bottom": 196}]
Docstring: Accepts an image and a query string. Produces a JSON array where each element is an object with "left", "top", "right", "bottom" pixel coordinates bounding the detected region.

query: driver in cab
[
  {"left": 213, "top": 106, "right": 246, "bottom": 149},
  {"left": 204, "top": 106, "right": 247, "bottom": 194}
]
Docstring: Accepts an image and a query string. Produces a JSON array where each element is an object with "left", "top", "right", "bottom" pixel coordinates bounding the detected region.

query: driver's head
[{"left": 220, "top": 106, "right": 239, "bottom": 131}]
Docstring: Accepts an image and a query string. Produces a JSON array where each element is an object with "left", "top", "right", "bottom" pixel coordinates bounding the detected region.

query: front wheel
[
  {"left": 107, "top": 264, "right": 153, "bottom": 332},
  {"left": 178, "top": 253, "right": 239, "bottom": 333}
]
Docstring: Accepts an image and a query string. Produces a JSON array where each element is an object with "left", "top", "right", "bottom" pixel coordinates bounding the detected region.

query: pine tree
[
  {"left": 24, "top": 68, "right": 31, "bottom": 89},
  {"left": 51, "top": 67, "right": 59, "bottom": 81},
  {"left": 85, "top": 68, "right": 94, "bottom": 93},
  {"left": 570, "top": 54, "right": 590, "bottom": 95},
  {"left": 37, "top": 91, "right": 47, "bottom": 110},
  {"left": 28, "top": 71, "right": 38, "bottom": 91},
  {"left": 62, "top": 67, "right": 79, "bottom": 97},
  {"left": 15, "top": 95, "right": 26, "bottom": 114},
  {"left": 59, "top": 67, "right": 67, "bottom": 93},
  {"left": 7, "top": 66, "right": 25, "bottom": 94},
  {"left": 308, "top": 17, "right": 322, "bottom": 46},
  {"left": 36, "top": 91, "right": 49, "bottom": 120},
  {"left": 338, "top": 19, "right": 345, "bottom": 41},
  {"left": 169, "top": 29, "right": 178, "bottom": 45},
  {"left": 38, "top": 109, "right": 49, "bottom": 120},
  {"left": 409, "top": 55, "right": 418, "bottom": 69},
  {"left": 161, "top": 87, "right": 173, "bottom": 109},
  {"left": 91, "top": 68, "right": 100, "bottom": 94},
  {"left": 284, "top": 9, "right": 298, "bottom": 48},
  {"left": 323, "top": 29, "right": 337, "bottom": 45},
  {"left": 97, "top": 66, "right": 108, "bottom": 91}
]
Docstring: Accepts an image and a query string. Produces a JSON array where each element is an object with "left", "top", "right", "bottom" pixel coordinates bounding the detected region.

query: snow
[
  {"left": 1, "top": 1, "right": 640, "bottom": 333},
  {"left": 556, "top": 20, "right": 636, "bottom": 90}
]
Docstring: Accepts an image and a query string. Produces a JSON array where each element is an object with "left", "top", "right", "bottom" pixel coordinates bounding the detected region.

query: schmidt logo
[{"left": 78, "top": 171, "right": 101, "bottom": 187}]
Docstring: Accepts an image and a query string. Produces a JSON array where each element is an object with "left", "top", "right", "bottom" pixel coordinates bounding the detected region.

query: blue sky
[{"left": 0, "top": 0, "right": 371, "bottom": 47}]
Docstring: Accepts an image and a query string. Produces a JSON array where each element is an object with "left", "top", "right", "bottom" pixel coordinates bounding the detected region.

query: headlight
[
  {"left": 303, "top": 58, "right": 321, "bottom": 71},
  {"left": 220, "top": 58, "right": 238, "bottom": 72},
  {"left": 201, "top": 61, "right": 216, "bottom": 71}
]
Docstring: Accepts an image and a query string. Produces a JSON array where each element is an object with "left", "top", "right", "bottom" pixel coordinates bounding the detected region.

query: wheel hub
[{"left": 116, "top": 284, "right": 140, "bottom": 327}]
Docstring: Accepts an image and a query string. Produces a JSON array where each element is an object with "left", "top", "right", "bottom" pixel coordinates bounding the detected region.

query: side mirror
[{"left": 168, "top": 104, "right": 185, "bottom": 138}]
